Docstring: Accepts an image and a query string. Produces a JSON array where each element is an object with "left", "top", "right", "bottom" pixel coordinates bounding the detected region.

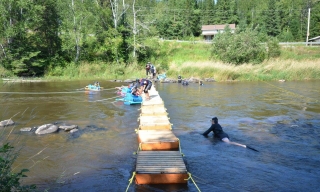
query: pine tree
[{"left": 265, "top": 0, "right": 281, "bottom": 37}]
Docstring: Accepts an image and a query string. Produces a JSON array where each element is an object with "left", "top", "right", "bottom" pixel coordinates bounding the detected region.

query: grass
[
  {"left": 161, "top": 41, "right": 320, "bottom": 81},
  {"left": 43, "top": 62, "right": 146, "bottom": 81},
  {"left": 164, "top": 59, "right": 320, "bottom": 81},
  {"left": 280, "top": 45, "right": 320, "bottom": 60}
]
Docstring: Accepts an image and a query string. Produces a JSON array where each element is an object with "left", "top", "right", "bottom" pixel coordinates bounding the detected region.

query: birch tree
[
  {"left": 57, "top": 0, "right": 96, "bottom": 63},
  {"left": 110, "top": 0, "right": 129, "bottom": 29}
]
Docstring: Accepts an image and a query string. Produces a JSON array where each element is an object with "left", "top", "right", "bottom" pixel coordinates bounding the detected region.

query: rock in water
[
  {"left": 70, "top": 129, "right": 79, "bottom": 133},
  {"left": 35, "top": 124, "right": 59, "bottom": 135},
  {"left": 59, "top": 125, "right": 78, "bottom": 131},
  {"left": 0, "top": 119, "right": 15, "bottom": 127},
  {"left": 20, "top": 127, "right": 32, "bottom": 132}
]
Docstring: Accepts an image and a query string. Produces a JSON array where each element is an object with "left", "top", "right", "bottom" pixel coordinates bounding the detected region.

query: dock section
[
  {"left": 135, "top": 85, "right": 188, "bottom": 184},
  {"left": 135, "top": 151, "right": 188, "bottom": 184},
  {"left": 137, "top": 130, "right": 179, "bottom": 151}
]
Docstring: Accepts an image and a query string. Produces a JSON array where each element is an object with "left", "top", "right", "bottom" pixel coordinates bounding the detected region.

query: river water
[{"left": 0, "top": 80, "right": 319, "bottom": 192}]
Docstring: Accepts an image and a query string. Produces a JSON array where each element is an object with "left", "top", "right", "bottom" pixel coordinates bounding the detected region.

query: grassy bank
[
  {"left": 161, "top": 41, "right": 320, "bottom": 81},
  {"left": 43, "top": 62, "right": 146, "bottom": 81},
  {"left": 1, "top": 42, "right": 320, "bottom": 82}
]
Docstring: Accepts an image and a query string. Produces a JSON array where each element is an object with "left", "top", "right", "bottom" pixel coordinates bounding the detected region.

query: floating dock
[
  {"left": 135, "top": 84, "right": 188, "bottom": 184},
  {"left": 135, "top": 151, "right": 188, "bottom": 184},
  {"left": 137, "top": 130, "right": 179, "bottom": 151}
]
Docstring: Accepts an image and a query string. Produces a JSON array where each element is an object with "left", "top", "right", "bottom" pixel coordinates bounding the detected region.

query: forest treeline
[{"left": 0, "top": 0, "right": 319, "bottom": 77}]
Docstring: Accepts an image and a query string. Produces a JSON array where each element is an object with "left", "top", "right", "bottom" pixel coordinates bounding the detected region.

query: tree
[
  {"left": 215, "top": 0, "right": 232, "bottom": 24},
  {"left": 265, "top": 0, "right": 281, "bottom": 37},
  {"left": 309, "top": 1, "right": 320, "bottom": 38},
  {"left": 212, "top": 27, "right": 266, "bottom": 64},
  {"left": 0, "top": 0, "right": 49, "bottom": 76},
  {"left": 57, "top": 0, "right": 98, "bottom": 63},
  {"left": 199, "top": 0, "right": 215, "bottom": 25}
]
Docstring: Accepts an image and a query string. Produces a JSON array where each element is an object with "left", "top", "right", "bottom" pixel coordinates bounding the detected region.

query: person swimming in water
[{"left": 202, "top": 117, "right": 258, "bottom": 151}]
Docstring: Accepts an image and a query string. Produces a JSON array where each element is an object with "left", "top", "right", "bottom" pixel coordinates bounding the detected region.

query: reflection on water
[{"left": 1, "top": 80, "right": 320, "bottom": 192}]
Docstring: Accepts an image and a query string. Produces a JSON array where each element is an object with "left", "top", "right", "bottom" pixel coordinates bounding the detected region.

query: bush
[
  {"left": 212, "top": 28, "right": 266, "bottom": 65},
  {"left": 0, "top": 143, "right": 36, "bottom": 191},
  {"left": 267, "top": 37, "right": 281, "bottom": 58}
]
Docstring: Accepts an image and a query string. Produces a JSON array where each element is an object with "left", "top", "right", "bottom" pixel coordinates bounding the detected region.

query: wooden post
[{"left": 306, "top": 8, "right": 311, "bottom": 46}]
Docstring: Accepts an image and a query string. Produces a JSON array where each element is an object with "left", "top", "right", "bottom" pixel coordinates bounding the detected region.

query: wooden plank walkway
[
  {"left": 134, "top": 84, "right": 188, "bottom": 185},
  {"left": 140, "top": 106, "right": 168, "bottom": 116},
  {"left": 135, "top": 151, "right": 188, "bottom": 184},
  {"left": 137, "top": 130, "right": 179, "bottom": 151},
  {"left": 139, "top": 115, "right": 172, "bottom": 130}
]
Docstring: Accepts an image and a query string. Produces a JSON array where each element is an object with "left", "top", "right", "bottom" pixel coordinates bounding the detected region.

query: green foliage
[
  {"left": 212, "top": 28, "right": 266, "bottom": 65},
  {"left": 0, "top": 143, "right": 36, "bottom": 191},
  {"left": 267, "top": 37, "right": 281, "bottom": 58},
  {"left": 278, "top": 28, "right": 294, "bottom": 42},
  {"left": 310, "top": 1, "right": 320, "bottom": 38},
  {"left": 10, "top": 51, "right": 43, "bottom": 76},
  {"left": 265, "top": 0, "right": 281, "bottom": 37},
  {"left": 0, "top": 0, "right": 318, "bottom": 78}
]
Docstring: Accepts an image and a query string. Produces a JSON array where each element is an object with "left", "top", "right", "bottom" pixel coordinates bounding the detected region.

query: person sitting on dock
[
  {"left": 139, "top": 78, "right": 152, "bottom": 100},
  {"left": 202, "top": 117, "right": 247, "bottom": 148}
]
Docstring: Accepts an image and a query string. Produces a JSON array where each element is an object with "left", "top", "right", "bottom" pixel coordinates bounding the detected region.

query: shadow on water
[{"left": 1, "top": 80, "right": 320, "bottom": 191}]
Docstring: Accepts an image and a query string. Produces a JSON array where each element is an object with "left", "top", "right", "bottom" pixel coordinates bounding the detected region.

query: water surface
[{"left": 1, "top": 80, "right": 319, "bottom": 192}]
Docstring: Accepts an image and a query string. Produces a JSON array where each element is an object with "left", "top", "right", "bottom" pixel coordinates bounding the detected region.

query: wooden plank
[
  {"left": 139, "top": 115, "right": 172, "bottom": 130},
  {"left": 139, "top": 115, "right": 170, "bottom": 122},
  {"left": 136, "top": 151, "right": 186, "bottom": 173},
  {"left": 138, "top": 130, "right": 179, "bottom": 150},
  {"left": 138, "top": 130, "right": 177, "bottom": 142},
  {"left": 140, "top": 107, "right": 168, "bottom": 116},
  {"left": 141, "top": 104, "right": 166, "bottom": 110},
  {"left": 142, "top": 98, "right": 164, "bottom": 106},
  {"left": 139, "top": 124, "right": 172, "bottom": 130}
]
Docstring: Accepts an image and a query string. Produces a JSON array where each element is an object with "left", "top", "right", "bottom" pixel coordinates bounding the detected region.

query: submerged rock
[
  {"left": 59, "top": 125, "right": 78, "bottom": 131},
  {"left": 70, "top": 129, "right": 79, "bottom": 133},
  {"left": 35, "top": 124, "right": 59, "bottom": 135},
  {"left": 123, "top": 79, "right": 134, "bottom": 83},
  {"left": 20, "top": 127, "right": 32, "bottom": 132},
  {"left": 205, "top": 78, "right": 216, "bottom": 82},
  {"left": 0, "top": 119, "right": 15, "bottom": 127}
]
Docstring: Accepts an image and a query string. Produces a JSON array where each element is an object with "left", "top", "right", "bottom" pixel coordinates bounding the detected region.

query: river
[{"left": 0, "top": 80, "right": 319, "bottom": 192}]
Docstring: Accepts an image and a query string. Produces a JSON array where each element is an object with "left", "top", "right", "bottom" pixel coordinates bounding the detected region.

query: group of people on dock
[
  {"left": 114, "top": 61, "right": 157, "bottom": 100},
  {"left": 116, "top": 78, "right": 152, "bottom": 101}
]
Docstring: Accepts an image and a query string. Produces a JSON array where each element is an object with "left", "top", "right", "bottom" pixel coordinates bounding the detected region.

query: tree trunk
[{"left": 133, "top": 0, "right": 136, "bottom": 58}]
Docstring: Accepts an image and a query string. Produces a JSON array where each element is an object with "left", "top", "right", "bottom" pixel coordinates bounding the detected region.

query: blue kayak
[
  {"left": 121, "top": 87, "right": 132, "bottom": 94},
  {"left": 85, "top": 84, "right": 101, "bottom": 91},
  {"left": 116, "top": 94, "right": 142, "bottom": 105}
]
